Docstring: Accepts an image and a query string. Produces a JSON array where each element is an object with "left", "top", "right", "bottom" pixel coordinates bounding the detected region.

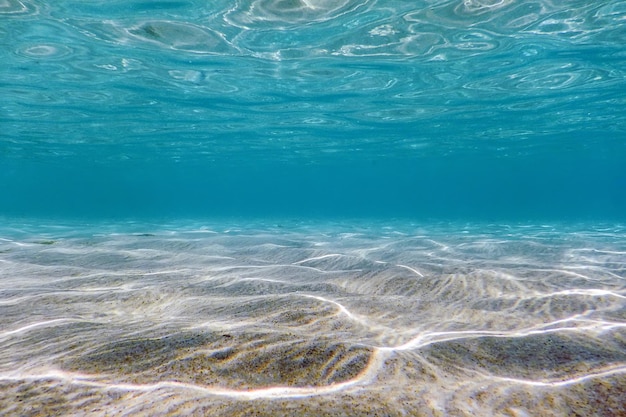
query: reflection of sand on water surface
[{"left": 0, "top": 223, "right": 625, "bottom": 415}]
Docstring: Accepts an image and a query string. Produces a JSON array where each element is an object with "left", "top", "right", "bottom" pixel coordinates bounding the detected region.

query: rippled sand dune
[{"left": 0, "top": 221, "right": 625, "bottom": 416}]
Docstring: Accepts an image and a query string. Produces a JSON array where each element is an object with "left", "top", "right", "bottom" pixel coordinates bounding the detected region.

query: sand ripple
[{"left": 0, "top": 221, "right": 625, "bottom": 415}]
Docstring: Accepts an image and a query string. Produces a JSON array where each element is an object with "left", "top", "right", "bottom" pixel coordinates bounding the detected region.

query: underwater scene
[{"left": 1, "top": 0, "right": 626, "bottom": 416}]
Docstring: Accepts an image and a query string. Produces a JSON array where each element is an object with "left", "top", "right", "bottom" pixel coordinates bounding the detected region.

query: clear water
[
  {"left": 2, "top": 0, "right": 625, "bottom": 220},
  {"left": 1, "top": 1, "right": 626, "bottom": 415}
]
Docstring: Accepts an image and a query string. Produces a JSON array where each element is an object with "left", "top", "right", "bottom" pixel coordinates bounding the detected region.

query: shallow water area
[
  {"left": 0, "top": 219, "right": 625, "bottom": 416},
  {"left": 2, "top": 0, "right": 626, "bottom": 414}
]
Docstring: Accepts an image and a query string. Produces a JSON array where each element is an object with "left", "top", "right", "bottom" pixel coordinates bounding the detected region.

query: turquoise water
[
  {"left": 2, "top": 0, "right": 625, "bottom": 220},
  {"left": 1, "top": 1, "right": 626, "bottom": 416}
]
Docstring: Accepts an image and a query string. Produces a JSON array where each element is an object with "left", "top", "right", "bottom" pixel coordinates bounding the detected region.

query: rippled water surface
[
  {"left": 2, "top": 0, "right": 625, "bottom": 218},
  {"left": 1, "top": 0, "right": 626, "bottom": 415}
]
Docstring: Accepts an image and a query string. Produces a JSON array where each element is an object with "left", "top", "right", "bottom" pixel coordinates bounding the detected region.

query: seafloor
[{"left": 1, "top": 221, "right": 625, "bottom": 416}]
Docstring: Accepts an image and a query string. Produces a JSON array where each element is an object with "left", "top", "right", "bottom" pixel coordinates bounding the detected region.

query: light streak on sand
[
  {"left": 0, "top": 367, "right": 375, "bottom": 400},
  {"left": 239, "top": 277, "right": 288, "bottom": 284},
  {"left": 377, "top": 318, "right": 626, "bottom": 352},
  {"left": 293, "top": 254, "right": 344, "bottom": 264},
  {"left": 564, "top": 265, "right": 625, "bottom": 279},
  {"left": 570, "top": 248, "right": 626, "bottom": 255},
  {"left": 424, "top": 239, "right": 449, "bottom": 250},
  {"left": 140, "top": 269, "right": 194, "bottom": 276},
  {"left": 211, "top": 264, "right": 334, "bottom": 273},
  {"left": 298, "top": 294, "right": 368, "bottom": 325},
  {"left": 537, "top": 288, "right": 626, "bottom": 299},
  {"left": 480, "top": 365, "right": 626, "bottom": 387},
  {"left": 396, "top": 264, "right": 424, "bottom": 277},
  {"left": 0, "top": 319, "right": 84, "bottom": 339},
  {"left": 532, "top": 268, "right": 596, "bottom": 281}
]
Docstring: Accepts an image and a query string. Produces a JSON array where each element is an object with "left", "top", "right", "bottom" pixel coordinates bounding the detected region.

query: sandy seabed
[{"left": 1, "top": 221, "right": 625, "bottom": 416}]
